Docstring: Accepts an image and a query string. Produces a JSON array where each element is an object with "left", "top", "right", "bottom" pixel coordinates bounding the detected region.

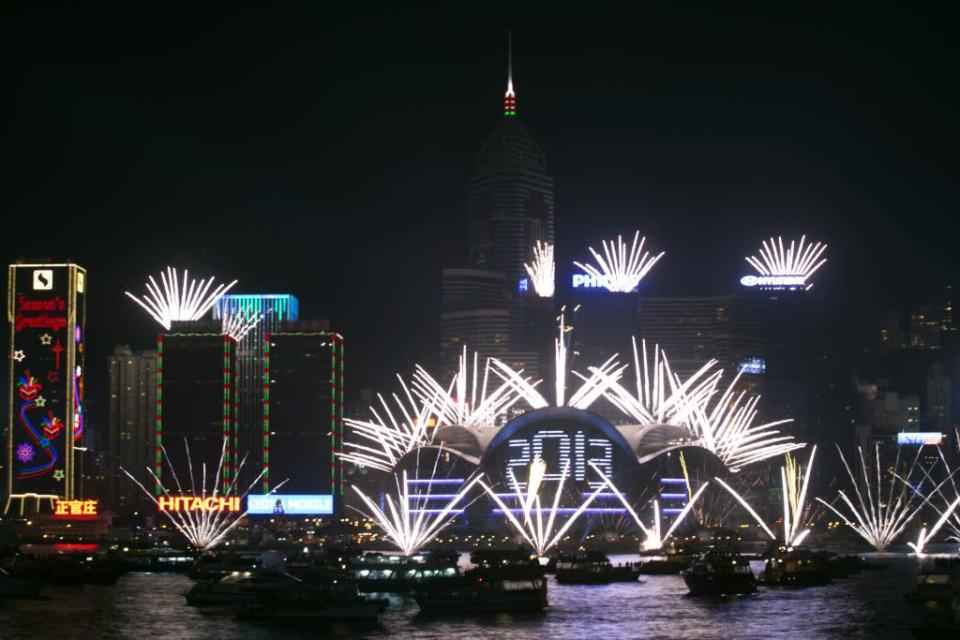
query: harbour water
[{"left": 0, "top": 553, "right": 949, "bottom": 639}]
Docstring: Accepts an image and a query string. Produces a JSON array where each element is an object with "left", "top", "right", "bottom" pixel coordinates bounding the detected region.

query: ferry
[
  {"left": 760, "top": 547, "right": 831, "bottom": 587},
  {"left": 233, "top": 568, "right": 386, "bottom": 621},
  {"left": 555, "top": 552, "right": 641, "bottom": 584},
  {"left": 412, "top": 549, "right": 547, "bottom": 614},
  {"left": 904, "top": 557, "right": 960, "bottom": 604},
  {"left": 682, "top": 549, "right": 757, "bottom": 596}
]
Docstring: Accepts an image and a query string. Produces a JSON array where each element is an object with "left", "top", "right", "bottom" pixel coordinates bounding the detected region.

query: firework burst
[
  {"left": 125, "top": 267, "right": 237, "bottom": 330},
  {"left": 523, "top": 241, "right": 555, "bottom": 297},
  {"left": 350, "top": 451, "right": 482, "bottom": 555},
  {"left": 221, "top": 309, "right": 262, "bottom": 342},
  {"left": 573, "top": 231, "right": 665, "bottom": 293},
  {"left": 122, "top": 438, "right": 286, "bottom": 551},
  {"left": 481, "top": 458, "right": 612, "bottom": 557}
]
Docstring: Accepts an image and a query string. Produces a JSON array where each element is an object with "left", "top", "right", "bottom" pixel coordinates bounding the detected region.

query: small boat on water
[
  {"left": 16, "top": 545, "right": 126, "bottom": 584},
  {"left": 186, "top": 568, "right": 303, "bottom": 607},
  {"left": 682, "top": 549, "right": 757, "bottom": 596},
  {"left": 233, "top": 568, "right": 385, "bottom": 621},
  {"left": 555, "top": 552, "right": 641, "bottom": 584},
  {"left": 904, "top": 557, "right": 960, "bottom": 604},
  {"left": 188, "top": 551, "right": 261, "bottom": 581},
  {"left": 760, "top": 547, "right": 831, "bottom": 587},
  {"left": 413, "top": 549, "right": 547, "bottom": 614}
]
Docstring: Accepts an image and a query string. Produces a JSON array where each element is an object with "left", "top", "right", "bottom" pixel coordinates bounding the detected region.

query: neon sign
[
  {"left": 739, "top": 275, "right": 807, "bottom": 289},
  {"left": 247, "top": 494, "right": 333, "bottom": 515},
  {"left": 897, "top": 432, "right": 944, "bottom": 446},
  {"left": 158, "top": 496, "right": 241, "bottom": 512},
  {"left": 54, "top": 499, "right": 98, "bottom": 516},
  {"left": 572, "top": 273, "right": 630, "bottom": 291},
  {"left": 506, "top": 429, "right": 614, "bottom": 489},
  {"left": 737, "top": 357, "right": 766, "bottom": 375}
]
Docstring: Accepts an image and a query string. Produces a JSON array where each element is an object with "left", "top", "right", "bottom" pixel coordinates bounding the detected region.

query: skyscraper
[
  {"left": 444, "top": 36, "right": 554, "bottom": 378},
  {"left": 6, "top": 262, "right": 86, "bottom": 514},
  {"left": 467, "top": 38, "right": 555, "bottom": 291},
  {"left": 211, "top": 294, "right": 299, "bottom": 486},
  {"left": 106, "top": 345, "right": 157, "bottom": 511}
]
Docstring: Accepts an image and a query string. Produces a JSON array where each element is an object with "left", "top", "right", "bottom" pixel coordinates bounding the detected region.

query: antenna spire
[{"left": 504, "top": 32, "right": 516, "bottom": 117}]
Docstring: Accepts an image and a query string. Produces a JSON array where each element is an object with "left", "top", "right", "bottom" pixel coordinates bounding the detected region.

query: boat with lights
[
  {"left": 555, "top": 551, "right": 641, "bottom": 584},
  {"left": 412, "top": 549, "right": 547, "bottom": 614},
  {"left": 682, "top": 549, "right": 757, "bottom": 596}
]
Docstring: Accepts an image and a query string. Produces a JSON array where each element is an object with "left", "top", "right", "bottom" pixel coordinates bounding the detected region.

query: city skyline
[{"left": 5, "top": 8, "right": 959, "bottom": 397}]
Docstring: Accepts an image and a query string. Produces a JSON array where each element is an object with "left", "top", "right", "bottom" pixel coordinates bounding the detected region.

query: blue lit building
[{"left": 212, "top": 294, "right": 299, "bottom": 487}]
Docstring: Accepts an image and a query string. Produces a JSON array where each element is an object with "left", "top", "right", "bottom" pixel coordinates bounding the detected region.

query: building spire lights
[{"left": 504, "top": 32, "right": 516, "bottom": 117}]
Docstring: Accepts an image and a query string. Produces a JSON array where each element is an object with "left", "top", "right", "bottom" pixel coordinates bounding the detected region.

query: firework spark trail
[
  {"left": 573, "top": 231, "right": 665, "bottom": 293},
  {"left": 121, "top": 438, "right": 286, "bottom": 550},
  {"left": 524, "top": 241, "right": 555, "bottom": 297},
  {"left": 892, "top": 447, "right": 960, "bottom": 554},
  {"left": 591, "top": 461, "right": 710, "bottom": 550},
  {"left": 221, "top": 309, "right": 262, "bottom": 342},
  {"left": 815, "top": 444, "right": 955, "bottom": 551},
  {"left": 340, "top": 378, "right": 443, "bottom": 472},
  {"left": 125, "top": 267, "right": 238, "bottom": 330},
  {"left": 350, "top": 450, "right": 482, "bottom": 555},
  {"left": 714, "top": 476, "right": 776, "bottom": 540},
  {"left": 745, "top": 235, "right": 828, "bottom": 279},
  {"left": 480, "top": 458, "right": 611, "bottom": 556},
  {"left": 782, "top": 446, "right": 817, "bottom": 547}
]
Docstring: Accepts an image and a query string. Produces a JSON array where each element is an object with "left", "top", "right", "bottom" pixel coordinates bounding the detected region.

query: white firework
[
  {"left": 125, "top": 267, "right": 237, "bottom": 330},
  {"left": 573, "top": 230, "right": 665, "bottom": 293},
  {"left": 745, "top": 235, "right": 827, "bottom": 282},
  {"left": 350, "top": 460, "right": 482, "bottom": 556},
  {"left": 683, "top": 369, "right": 802, "bottom": 472},
  {"left": 816, "top": 444, "right": 951, "bottom": 551},
  {"left": 340, "top": 377, "right": 442, "bottom": 472},
  {"left": 523, "top": 241, "right": 555, "bottom": 297},
  {"left": 781, "top": 446, "right": 817, "bottom": 547},
  {"left": 897, "top": 446, "right": 960, "bottom": 555},
  {"left": 594, "top": 462, "right": 710, "bottom": 551},
  {"left": 222, "top": 309, "right": 262, "bottom": 342},
  {"left": 714, "top": 476, "right": 777, "bottom": 540},
  {"left": 408, "top": 347, "right": 527, "bottom": 429},
  {"left": 480, "top": 458, "right": 611, "bottom": 557},
  {"left": 121, "top": 438, "right": 286, "bottom": 551},
  {"left": 489, "top": 313, "right": 624, "bottom": 411}
]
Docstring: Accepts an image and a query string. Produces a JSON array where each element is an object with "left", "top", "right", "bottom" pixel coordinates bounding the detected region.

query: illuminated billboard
[
  {"left": 737, "top": 357, "right": 766, "bottom": 375},
  {"left": 6, "top": 263, "right": 86, "bottom": 511},
  {"left": 897, "top": 432, "right": 944, "bottom": 446},
  {"left": 247, "top": 494, "right": 334, "bottom": 515}
]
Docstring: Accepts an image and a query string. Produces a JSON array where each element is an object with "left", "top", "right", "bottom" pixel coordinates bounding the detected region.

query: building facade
[
  {"left": 106, "top": 345, "right": 157, "bottom": 511},
  {"left": 6, "top": 263, "right": 86, "bottom": 514}
]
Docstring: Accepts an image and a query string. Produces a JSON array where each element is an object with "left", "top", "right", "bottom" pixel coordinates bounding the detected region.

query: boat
[
  {"left": 188, "top": 551, "right": 262, "bottom": 581},
  {"left": 760, "top": 547, "right": 832, "bottom": 587},
  {"left": 186, "top": 568, "right": 303, "bottom": 607},
  {"left": 16, "top": 545, "right": 126, "bottom": 584},
  {"left": 349, "top": 549, "right": 459, "bottom": 593},
  {"left": 555, "top": 552, "right": 641, "bottom": 584},
  {"left": 0, "top": 567, "right": 44, "bottom": 599},
  {"left": 121, "top": 547, "right": 194, "bottom": 573},
  {"left": 234, "top": 568, "right": 385, "bottom": 621},
  {"left": 904, "top": 557, "right": 960, "bottom": 604},
  {"left": 413, "top": 549, "right": 547, "bottom": 614},
  {"left": 682, "top": 549, "right": 757, "bottom": 595}
]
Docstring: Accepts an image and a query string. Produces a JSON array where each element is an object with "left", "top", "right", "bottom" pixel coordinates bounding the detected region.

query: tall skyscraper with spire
[
  {"left": 442, "top": 36, "right": 554, "bottom": 380},
  {"left": 467, "top": 35, "right": 555, "bottom": 289}
]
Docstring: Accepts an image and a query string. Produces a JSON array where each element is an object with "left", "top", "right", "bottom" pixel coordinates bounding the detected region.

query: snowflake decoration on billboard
[{"left": 15, "top": 443, "right": 35, "bottom": 464}]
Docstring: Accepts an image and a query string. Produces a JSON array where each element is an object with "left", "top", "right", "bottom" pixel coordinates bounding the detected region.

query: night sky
[{"left": 4, "top": 6, "right": 959, "bottom": 410}]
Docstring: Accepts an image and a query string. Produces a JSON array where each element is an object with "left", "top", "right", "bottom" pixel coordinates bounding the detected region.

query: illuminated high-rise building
[
  {"left": 106, "top": 345, "right": 157, "bottom": 511},
  {"left": 6, "top": 262, "right": 86, "bottom": 514},
  {"left": 211, "top": 294, "right": 299, "bottom": 486},
  {"left": 156, "top": 325, "right": 238, "bottom": 490},
  {"left": 467, "top": 38, "right": 554, "bottom": 285},
  {"left": 262, "top": 328, "right": 344, "bottom": 504}
]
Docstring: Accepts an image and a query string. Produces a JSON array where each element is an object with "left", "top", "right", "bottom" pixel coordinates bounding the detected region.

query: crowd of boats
[{"left": 2, "top": 533, "right": 959, "bottom": 626}]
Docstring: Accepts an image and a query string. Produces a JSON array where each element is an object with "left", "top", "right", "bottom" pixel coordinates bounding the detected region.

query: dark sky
[{"left": 4, "top": 6, "right": 959, "bottom": 405}]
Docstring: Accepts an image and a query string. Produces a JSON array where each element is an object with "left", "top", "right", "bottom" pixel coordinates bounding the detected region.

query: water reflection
[{"left": 0, "top": 553, "right": 944, "bottom": 639}]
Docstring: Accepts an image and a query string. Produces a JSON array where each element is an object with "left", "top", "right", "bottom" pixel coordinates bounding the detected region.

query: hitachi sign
[{"left": 158, "top": 496, "right": 241, "bottom": 512}]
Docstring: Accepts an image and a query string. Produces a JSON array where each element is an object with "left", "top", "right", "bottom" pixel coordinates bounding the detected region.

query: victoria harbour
[
  {"left": 4, "top": 6, "right": 960, "bottom": 639},
  {"left": 0, "top": 554, "right": 946, "bottom": 640}
]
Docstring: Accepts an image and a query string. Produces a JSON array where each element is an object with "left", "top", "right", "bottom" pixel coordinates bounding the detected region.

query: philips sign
[
  {"left": 737, "top": 357, "right": 766, "bottom": 375},
  {"left": 247, "top": 494, "right": 334, "bottom": 515},
  {"left": 572, "top": 273, "right": 633, "bottom": 291}
]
